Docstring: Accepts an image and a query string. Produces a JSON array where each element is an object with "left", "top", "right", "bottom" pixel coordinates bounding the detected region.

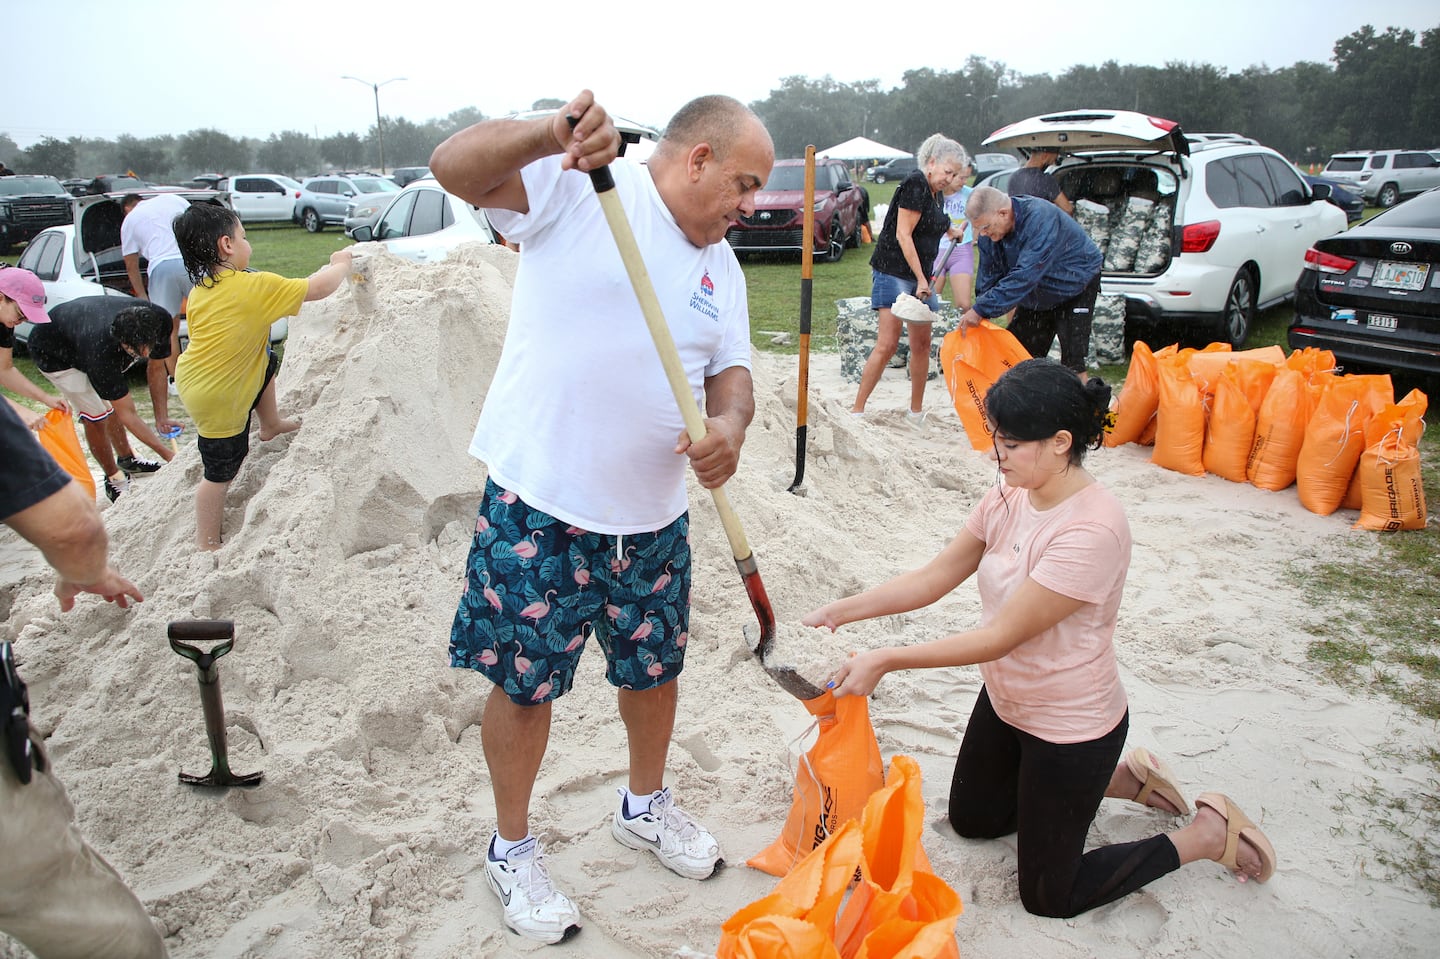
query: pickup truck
[{"left": 0, "top": 175, "right": 75, "bottom": 253}]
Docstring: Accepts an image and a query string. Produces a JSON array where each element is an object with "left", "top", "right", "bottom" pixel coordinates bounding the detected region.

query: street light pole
[
  {"left": 965, "top": 93, "right": 1000, "bottom": 140},
  {"left": 341, "top": 75, "right": 406, "bottom": 174}
]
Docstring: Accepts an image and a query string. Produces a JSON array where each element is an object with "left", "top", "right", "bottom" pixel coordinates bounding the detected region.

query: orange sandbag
[
  {"left": 1204, "top": 359, "right": 1278, "bottom": 482},
  {"left": 719, "top": 820, "right": 862, "bottom": 958},
  {"left": 748, "top": 692, "right": 884, "bottom": 877},
  {"left": 835, "top": 756, "right": 961, "bottom": 959},
  {"left": 940, "top": 322, "right": 1032, "bottom": 451},
  {"left": 1106, "top": 341, "right": 1176, "bottom": 447},
  {"left": 1247, "top": 368, "right": 1311, "bottom": 490},
  {"left": 1355, "top": 428, "right": 1429, "bottom": 531},
  {"left": 35, "top": 407, "right": 96, "bottom": 501},
  {"left": 1286, "top": 346, "right": 1337, "bottom": 376},
  {"left": 1151, "top": 353, "right": 1206, "bottom": 476},
  {"left": 1185, "top": 344, "right": 1283, "bottom": 395},
  {"left": 729, "top": 916, "right": 842, "bottom": 959},
  {"left": 1296, "top": 374, "right": 1394, "bottom": 515},
  {"left": 1344, "top": 389, "right": 1429, "bottom": 510}
]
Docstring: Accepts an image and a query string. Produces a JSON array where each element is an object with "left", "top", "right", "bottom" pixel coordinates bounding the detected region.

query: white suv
[
  {"left": 984, "top": 110, "right": 1346, "bottom": 347},
  {"left": 1322, "top": 150, "right": 1440, "bottom": 208}
]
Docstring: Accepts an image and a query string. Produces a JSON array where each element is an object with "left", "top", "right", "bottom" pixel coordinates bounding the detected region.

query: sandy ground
[{"left": 1, "top": 243, "right": 1436, "bottom": 958}]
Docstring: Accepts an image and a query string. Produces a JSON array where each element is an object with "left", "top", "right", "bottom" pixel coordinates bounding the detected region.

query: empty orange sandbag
[
  {"left": 1106, "top": 341, "right": 1174, "bottom": 447},
  {"left": 1152, "top": 353, "right": 1206, "bottom": 476},
  {"left": 835, "top": 756, "right": 961, "bottom": 959},
  {"left": 940, "top": 322, "right": 1032, "bottom": 451},
  {"left": 730, "top": 916, "right": 842, "bottom": 959},
  {"left": 1296, "top": 374, "right": 1394, "bottom": 515},
  {"left": 1247, "top": 368, "right": 1310, "bottom": 490},
  {"left": 719, "top": 820, "right": 862, "bottom": 958},
  {"left": 35, "top": 407, "right": 97, "bottom": 501},
  {"left": 748, "top": 692, "right": 884, "bottom": 877},
  {"left": 1204, "top": 359, "right": 1278, "bottom": 482},
  {"left": 1355, "top": 428, "right": 1429, "bottom": 531}
]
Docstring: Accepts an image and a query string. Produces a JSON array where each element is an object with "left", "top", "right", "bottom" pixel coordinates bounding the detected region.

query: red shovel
[{"left": 577, "top": 144, "right": 821, "bottom": 701}]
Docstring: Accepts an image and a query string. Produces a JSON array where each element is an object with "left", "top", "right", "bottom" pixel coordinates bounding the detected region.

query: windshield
[
  {"left": 762, "top": 167, "right": 809, "bottom": 191},
  {"left": 0, "top": 176, "right": 67, "bottom": 196},
  {"left": 353, "top": 178, "right": 400, "bottom": 193},
  {"left": 274, "top": 175, "right": 303, "bottom": 190}
]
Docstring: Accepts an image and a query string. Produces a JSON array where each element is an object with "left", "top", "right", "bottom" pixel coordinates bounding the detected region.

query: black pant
[
  {"left": 947, "top": 687, "right": 1181, "bottom": 918},
  {"left": 1007, "top": 274, "right": 1102, "bottom": 373}
]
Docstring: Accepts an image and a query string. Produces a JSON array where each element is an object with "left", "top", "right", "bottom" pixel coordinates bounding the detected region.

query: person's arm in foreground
[
  {"left": 5, "top": 395, "right": 43, "bottom": 429},
  {"left": 5, "top": 479, "right": 144, "bottom": 611},
  {"left": 123, "top": 252, "right": 149, "bottom": 301},
  {"left": 430, "top": 89, "right": 619, "bottom": 214},
  {"left": 1, "top": 345, "right": 67, "bottom": 413},
  {"left": 803, "top": 530, "right": 1087, "bottom": 697},
  {"left": 305, "top": 248, "right": 356, "bottom": 301},
  {"left": 678, "top": 365, "right": 755, "bottom": 489}
]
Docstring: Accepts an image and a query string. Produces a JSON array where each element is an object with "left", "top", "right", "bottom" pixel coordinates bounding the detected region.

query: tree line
[{"left": 3, "top": 24, "right": 1434, "bottom": 182}]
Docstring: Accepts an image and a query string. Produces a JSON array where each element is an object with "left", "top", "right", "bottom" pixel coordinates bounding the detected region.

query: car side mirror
[
  {"left": 342, "top": 190, "right": 355, "bottom": 197},
  {"left": 352, "top": 224, "right": 374, "bottom": 242},
  {"left": 1309, "top": 182, "right": 1332, "bottom": 202}
]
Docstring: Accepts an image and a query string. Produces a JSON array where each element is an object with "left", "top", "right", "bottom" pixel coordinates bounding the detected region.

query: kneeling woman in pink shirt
[{"left": 803, "top": 358, "right": 1275, "bottom": 918}]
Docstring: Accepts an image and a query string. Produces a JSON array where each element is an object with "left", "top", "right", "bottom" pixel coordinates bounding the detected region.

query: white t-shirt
[
  {"left": 475, "top": 156, "right": 752, "bottom": 534},
  {"left": 963, "top": 481, "right": 1131, "bottom": 743},
  {"left": 120, "top": 193, "right": 190, "bottom": 266}
]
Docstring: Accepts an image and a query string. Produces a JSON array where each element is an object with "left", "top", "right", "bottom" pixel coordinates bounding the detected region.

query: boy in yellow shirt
[{"left": 173, "top": 204, "right": 352, "bottom": 550}]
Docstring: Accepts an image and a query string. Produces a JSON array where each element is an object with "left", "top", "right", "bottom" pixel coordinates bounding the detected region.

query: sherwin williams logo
[{"left": 690, "top": 270, "right": 718, "bottom": 321}]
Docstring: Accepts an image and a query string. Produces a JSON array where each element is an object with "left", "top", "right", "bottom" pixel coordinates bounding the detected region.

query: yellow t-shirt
[{"left": 175, "top": 270, "right": 306, "bottom": 438}]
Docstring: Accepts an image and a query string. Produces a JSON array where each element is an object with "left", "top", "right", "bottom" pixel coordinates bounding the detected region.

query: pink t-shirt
[{"left": 963, "top": 482, "right": 1131, "bottom": 743}]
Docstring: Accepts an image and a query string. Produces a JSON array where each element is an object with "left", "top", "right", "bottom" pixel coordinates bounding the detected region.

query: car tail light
[
  {"left": 1302, "top": 248, "right": 1357, "bottom": 274},
  {"left": 1180, "top": 220, "right": 1220, "bottom": 253}
]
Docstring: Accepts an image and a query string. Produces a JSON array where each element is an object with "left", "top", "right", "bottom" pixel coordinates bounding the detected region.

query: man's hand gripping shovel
[{"left": 574, "top": 124, "right": 822, "bottom": 701}]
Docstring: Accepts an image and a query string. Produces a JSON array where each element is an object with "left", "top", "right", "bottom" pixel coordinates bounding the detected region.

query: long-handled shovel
[
  {"left": 578, "top": 144, "right": 822, "bottom": 702},
  {"left": 169, "top": 619, "right": 263, "bottom": 788},
  {"left": 788, "top": 146, "right": 816, "bottom": 494}
]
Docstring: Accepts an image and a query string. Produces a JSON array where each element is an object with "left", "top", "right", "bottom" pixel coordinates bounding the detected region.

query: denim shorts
[
  {"left": 870, "top": 269, "right": 918, "bottom": 311},
  {"left": 449, "top": 479, "right": 692, "bottom": 705}
]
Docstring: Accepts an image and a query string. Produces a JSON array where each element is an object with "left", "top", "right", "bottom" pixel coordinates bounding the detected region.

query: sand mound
[{"left": 2, "top": 244, "right": 1432, "bottom": 958}]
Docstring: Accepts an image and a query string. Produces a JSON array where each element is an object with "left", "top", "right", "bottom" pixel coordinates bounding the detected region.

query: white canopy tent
[{"left": 816, "top": 136, "right": 911, "bottom": 161}]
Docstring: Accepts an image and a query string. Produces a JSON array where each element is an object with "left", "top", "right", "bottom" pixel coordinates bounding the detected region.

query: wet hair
[
  {"left": 658, "top": 95, "right": 763, "bottom": 161},
  {"left": 121, "top": 193, "right": 144, "bottom": 211},
  {"left": 110, "top": 302, "right": 172, "bottom": 352},
  {"left": 984, "top": 358, "right": 1112, "bottom": 466},
  {"left": 966, "top": 185, "right": 1010, "bottom": 220},
  {"left": 175, "top": 203, "right": 241, "bottom": 287},
  {"left": 916, "top": 134, "right": 969, "bottom": 170}
]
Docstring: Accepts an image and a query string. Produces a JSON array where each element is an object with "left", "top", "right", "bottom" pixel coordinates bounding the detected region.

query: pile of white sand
[{"left": 1, "top": 243, "right": 1434, "bottom": 958}]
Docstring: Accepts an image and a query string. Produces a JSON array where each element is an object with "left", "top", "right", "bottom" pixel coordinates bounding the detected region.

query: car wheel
[
  {"left": 845, "top": 217, "right": 861, "bottom": 249},
  {"left": 1219, "top": 269, "right": 1255, "bottom": 348},
  {"left": 874, "top": 173, "right": 887, "bottom": 184},
  {"left": 821, "top": 219, "right": 846, "bottom": 263},
  {"left": 302, "top": 208, "right": 323, "bottom": 233},
  {"left": 1377, "top": 183, "right": 1401, "bottom": 208}
]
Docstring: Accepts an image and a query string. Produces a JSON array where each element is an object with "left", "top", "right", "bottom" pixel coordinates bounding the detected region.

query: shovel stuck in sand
[
  {"left": 575, "top": 127, "right": 823, "bottom": 701},
  {"left": 169, "top": 620, "right": 263, "bottom": 788}
]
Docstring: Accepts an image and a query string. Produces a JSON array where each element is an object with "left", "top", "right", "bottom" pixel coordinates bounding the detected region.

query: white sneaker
[
  {"left": 905, "top": 410, "right": 927, "bottom": 428},
  {"left": 610, "top": 787, "right": 723, "bottom": 880},
  {"left": 167, "top": 378, "right": 179, "bottom": 396},
  {"left": 483, "top": 835, "right": 581, "bottom": 944}
]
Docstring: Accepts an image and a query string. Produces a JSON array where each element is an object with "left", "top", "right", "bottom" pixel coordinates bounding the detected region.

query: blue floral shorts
[{"left": 449, "top": 478, "right": 692, "bottom": 704}]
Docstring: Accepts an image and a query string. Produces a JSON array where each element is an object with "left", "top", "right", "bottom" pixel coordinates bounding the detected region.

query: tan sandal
[
  {"left": 1125, "top": 747, "right": 1191, "bottom": 816},
  {"left": 1194, "top": 792, "right": 1277, "bottom": 883}
]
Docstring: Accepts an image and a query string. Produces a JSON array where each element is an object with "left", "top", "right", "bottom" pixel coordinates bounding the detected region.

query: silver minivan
[{"left": 1322, "top": 150, "right": 1440, "bottom": 208}]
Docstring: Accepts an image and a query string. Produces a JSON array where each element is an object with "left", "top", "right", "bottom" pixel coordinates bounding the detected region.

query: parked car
[
  {"left": 864, "top": 156, "right": 917, "bottom": 184},
  {"left": 59, "top": 178, "right": 91, "bottom": 197},
  {"left": 188, "top": 173, "right": 225, "bottom": 190},
  {"left": 1183, "top": 134, "right": 1364, "bottom": 224},
  {"left": 295, "top": 174, "right": 400, "bottom": 232},
  {"left": 984, "top": 108, "right": 1346, "bottom": 347},
  {"left": 0, "top": 175, "right": 74, "bottom": 253},
  {"left": 724, "top": 158, "right": 866, "bottom": 262},
  {"left": 1322, "top": 150, "right": 1440, "bottom": 208},
  {"left": 12, "top": 191, "right": 288, "bottom": 348},
  {"left": 343, "top": 189, "right": 398, "bottom": 238},
  {"left": 81, "top": 175, "right": 187, "bottom": 195},
  {"left": 502, "top": 110, "right": 661, "bottom": 163},
  {"left": 349, "top": 177, "right": 496, "bottom": 262},
  {"left": 1289, "top": 186, "right": 1440, "bottom": 378},
  {"left": 971, "top": 151, "right": 1018, "bottom": 184},
  {"left": 217, "top": 173, "right": 302, "bottom": 223},
  {"left": 390, "top": 166, "right": 431, "bottom": 187}
]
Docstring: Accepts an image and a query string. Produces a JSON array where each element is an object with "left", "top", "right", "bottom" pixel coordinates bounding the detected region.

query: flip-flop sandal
[
  {"left": 1195, "top": 792, "right": 1277, "bottom": 883},
  {"left": 1125, "top": 746, "right": 1192, "bottom": 816}
]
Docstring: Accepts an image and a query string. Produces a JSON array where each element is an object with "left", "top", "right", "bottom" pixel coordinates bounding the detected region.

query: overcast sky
[{"left": 6, "top": 0, "right": 1436, "bottom": 149}]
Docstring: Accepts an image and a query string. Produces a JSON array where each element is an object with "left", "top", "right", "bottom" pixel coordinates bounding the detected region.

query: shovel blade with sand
[{"left": 576, "top": 138, "right": 823, "bottom": 701}]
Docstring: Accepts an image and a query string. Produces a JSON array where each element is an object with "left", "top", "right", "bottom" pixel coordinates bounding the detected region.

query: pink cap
[{"left": 0, "top": 267, "right": 50, "bottom": 325}]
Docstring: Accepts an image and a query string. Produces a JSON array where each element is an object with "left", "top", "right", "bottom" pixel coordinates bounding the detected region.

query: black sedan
[{"left": 1289, "top": 187, "right": 1440, "bottom": 377}]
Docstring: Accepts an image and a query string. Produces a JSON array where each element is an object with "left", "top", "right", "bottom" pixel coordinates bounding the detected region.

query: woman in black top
[{"left": 852, "top": 134, "right": 970, "bottom": 421}]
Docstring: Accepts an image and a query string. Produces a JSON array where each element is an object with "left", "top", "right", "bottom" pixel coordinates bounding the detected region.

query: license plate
[
  {"left": 1368, "top": 314, "right": 1398, "bottom": 331},
  {"left": 1373, "top": 260, "right": 1429, "bottom": 291}
]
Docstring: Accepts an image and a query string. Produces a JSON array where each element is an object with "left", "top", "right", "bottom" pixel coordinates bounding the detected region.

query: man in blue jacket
[{"left": 959, "top": 186, "right": 1102, "bottom": 377}]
